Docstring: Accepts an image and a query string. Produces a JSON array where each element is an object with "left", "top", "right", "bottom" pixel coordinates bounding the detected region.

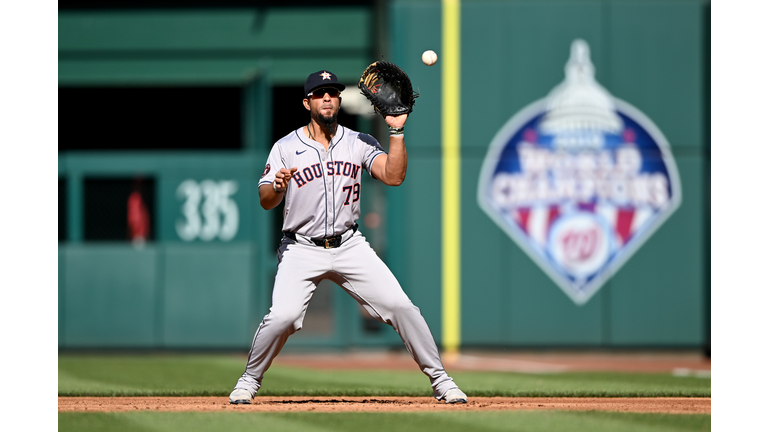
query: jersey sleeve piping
[{"left": 367, "top": 152, "right": 386, "bottom": 178}]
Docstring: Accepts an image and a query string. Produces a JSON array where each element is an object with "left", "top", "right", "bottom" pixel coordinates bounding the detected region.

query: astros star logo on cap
[{"left": 320, "top": 71, "right": 332, "bottom": 80}]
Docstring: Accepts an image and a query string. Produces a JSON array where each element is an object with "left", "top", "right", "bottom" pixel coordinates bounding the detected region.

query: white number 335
[{"left": 176, "top": 179, "right": 240, "bottom": 241}]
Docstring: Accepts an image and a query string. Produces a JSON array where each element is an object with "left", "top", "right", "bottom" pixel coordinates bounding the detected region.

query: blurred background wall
[{"left": 58, "top": 0, "right": 710, "bottom": 353}]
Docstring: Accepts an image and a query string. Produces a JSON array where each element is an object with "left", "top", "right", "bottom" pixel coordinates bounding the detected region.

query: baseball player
[{"left": 228, "top": 70, "right": 467, "bottom": 405}]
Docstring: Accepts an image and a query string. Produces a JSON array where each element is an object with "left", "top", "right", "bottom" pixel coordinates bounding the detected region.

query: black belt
[{"left": 284, "top": 224, "right": 358, "bottom": 249}]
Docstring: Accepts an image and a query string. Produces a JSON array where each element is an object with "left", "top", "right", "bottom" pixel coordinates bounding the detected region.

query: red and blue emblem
[{"left": 477, "top": 40, "right": 682, "bottom": 305}]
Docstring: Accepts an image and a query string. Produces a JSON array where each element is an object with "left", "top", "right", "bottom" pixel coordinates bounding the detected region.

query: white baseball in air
[{"left": 422, "top": 50, "right": 438, "bottom": 66}]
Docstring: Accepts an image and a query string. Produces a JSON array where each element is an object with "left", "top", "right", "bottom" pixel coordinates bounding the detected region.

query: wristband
[{"left": 389, "top": 126, "right": 404, "bottom": 136}]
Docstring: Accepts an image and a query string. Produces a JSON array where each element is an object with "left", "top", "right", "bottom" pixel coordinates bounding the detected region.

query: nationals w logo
[{"left": 477, "top": 40, "right": 682, "bottom": 305}]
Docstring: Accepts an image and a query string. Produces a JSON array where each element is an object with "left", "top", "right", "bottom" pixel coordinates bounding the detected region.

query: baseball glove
[{"left": 358, "top": 61, "right": 419, "bottom": 117}]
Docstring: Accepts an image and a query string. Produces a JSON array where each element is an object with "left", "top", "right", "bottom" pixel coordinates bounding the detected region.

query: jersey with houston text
[{"left": 259, "top": 125, "right": 385, "bottom": 238}]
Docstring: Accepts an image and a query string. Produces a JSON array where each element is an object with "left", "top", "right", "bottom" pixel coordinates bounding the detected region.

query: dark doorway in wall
[
  {"left": 83, "top": 177, "right": 156, "bottom": 243},
  {"left": 59, "top": 86, "right": 242, "bottom": 151}
]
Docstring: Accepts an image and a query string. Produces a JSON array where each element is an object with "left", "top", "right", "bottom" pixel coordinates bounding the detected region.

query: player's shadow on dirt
[{"left": 266, "top": 399, "right": 413, "bottom": 405}]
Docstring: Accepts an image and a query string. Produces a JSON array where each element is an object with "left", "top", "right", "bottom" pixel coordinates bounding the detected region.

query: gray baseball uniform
[{"left": 232, "top": 125, "right": 458, "bottom": 399}]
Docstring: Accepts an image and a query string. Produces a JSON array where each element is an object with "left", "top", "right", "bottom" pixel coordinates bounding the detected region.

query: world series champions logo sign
[{"left": 477, "top": 40, "right": 682, "bottom": 305}]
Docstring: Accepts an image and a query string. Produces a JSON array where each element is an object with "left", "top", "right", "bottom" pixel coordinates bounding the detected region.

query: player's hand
[
  {"left": 384, "top": 114, "right": 408, "bottom": 129},
  {"left": 274, "top": 167, "right": 298, "bottom": 192}
]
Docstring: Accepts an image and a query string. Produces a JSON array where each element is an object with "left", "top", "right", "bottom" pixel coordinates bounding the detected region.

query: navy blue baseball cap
[{"left": 304, "top": 70, "right": 346, "bottom": 97}]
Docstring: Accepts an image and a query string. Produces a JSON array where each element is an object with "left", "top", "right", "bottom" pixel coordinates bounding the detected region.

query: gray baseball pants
[{"left": 234, "top": 231, "right": 457, "bottom": 399}]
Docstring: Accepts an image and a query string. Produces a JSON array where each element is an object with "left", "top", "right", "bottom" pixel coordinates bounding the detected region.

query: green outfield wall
[{"left": 58, "top": 0, "right": 710, "bottom": 350}]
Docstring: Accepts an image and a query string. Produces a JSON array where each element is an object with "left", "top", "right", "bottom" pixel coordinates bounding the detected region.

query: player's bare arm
[
  {"left": 371, "top": 114, "right": 408, "bottom": 186},
  {"left": 259, "top": 167, "right": 298, "bottom": 210}
]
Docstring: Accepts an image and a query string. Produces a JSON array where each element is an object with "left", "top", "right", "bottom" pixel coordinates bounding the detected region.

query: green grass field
[
  {"left": 59, "top": 353, "right": 711, "bottom": 398},
  {"left": 58, "top": 353, "right": 711, "bottom": 432}
]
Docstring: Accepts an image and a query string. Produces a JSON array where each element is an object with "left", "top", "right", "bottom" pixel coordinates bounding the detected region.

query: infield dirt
[{"left": 58, "top": 396, "right": 710, "bottom": 414}]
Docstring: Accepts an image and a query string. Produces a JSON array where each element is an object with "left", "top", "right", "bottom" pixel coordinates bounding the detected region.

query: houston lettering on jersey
[{"left": 293, "top": 161, "right": 361, "bottom": 188}]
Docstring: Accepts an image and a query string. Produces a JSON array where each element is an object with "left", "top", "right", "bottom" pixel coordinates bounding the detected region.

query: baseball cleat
[
  {"left": 442, "top": 387, "right": 468, "bottom": 404},
  {"left": 229, "top": 388, "right": 254, "bottom": 404}
]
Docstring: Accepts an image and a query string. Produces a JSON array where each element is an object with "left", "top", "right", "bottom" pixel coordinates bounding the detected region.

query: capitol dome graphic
[{"left": 540, "top": 40, "right": 623, "bottom": 139}]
